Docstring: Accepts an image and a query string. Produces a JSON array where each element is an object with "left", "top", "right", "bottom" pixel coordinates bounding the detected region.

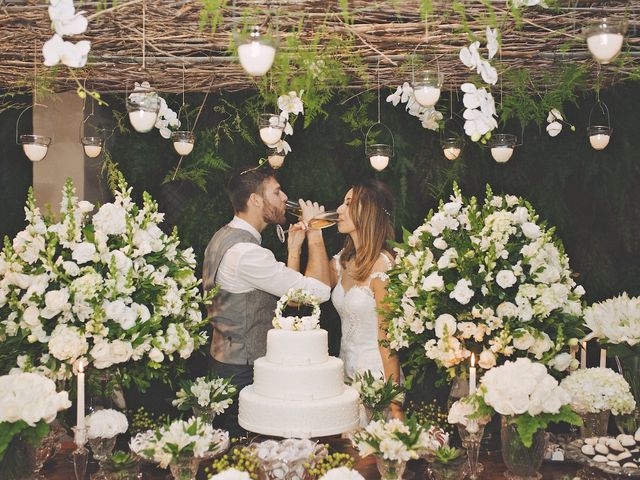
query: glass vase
[
  {"left": 169, "top": 455, "right": 200, "bottom": 480},
  {"left": 616, "top": 352, "right": 640, "bottom": 434},
  {"left": 192, "top": 405, "right": 217, "bottom": 424},
  {"left": 447, "top": 376, "right": 470, "bottom": 411},
  {"left": 578, "top": 410, "right": 610, "bottom": 438},
  {"left": 501, "top": 416, "right": 546, "bottom": 480},
  {"left": 458, "top": 423, "right": 485, "bottom": 480},
  {"left": 89, "top": 436, "right": 117, "bottom": 463},
  {"left": 363, "top": 405, "right": 391, "bottom": 424},
  {"left": 104, "top": 467, "right": 140, "bottom": 480},
  {"left": 429, "top": 455, "right": 467, "bottom": 480},
  {"left": 376, "top": 457, "right": 406, "bottom": 480}
]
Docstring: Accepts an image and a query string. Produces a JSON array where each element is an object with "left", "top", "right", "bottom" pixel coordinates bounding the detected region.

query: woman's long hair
[{"left": 339, "top": 179, "right": 395, "bottom": 282}]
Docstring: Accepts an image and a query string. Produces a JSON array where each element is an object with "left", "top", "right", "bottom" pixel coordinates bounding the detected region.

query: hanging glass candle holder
[
  {"left": 126, "top": 84, "right": 161, "bottom": 133},
  {"left": 266, "top": 147, "right": 285, "bottom": 169},
  {"left": 413, "top": 70, "right": 444, "bottom": 107},
  {"left": 236, "top": 26, "right": 277, "bottom": 76},
  {"left": 80, "top": 137, "right": 103, "bottom": 158},
  {"left": 365, "top": 122, "right": 394, "bottom": 172},
  {"left": 171, "top": 131, "right": 195, "bottom": 156},
  {"left": 441, "top": 137, "right": 463, "bottom": 161},
  {"left": 258, "top": 114, "right": 285, "bottom": 146},
  {"left": 587, "top": 100, "right": 612, "bottom": 150},
  {"left": 16, "top": 105, "right": 52, "bottom": 162},
  {"left": 489, "top": 133, "right": 517, "bottom": 163},
  {"left": 584, "top": 18, "right": 626, "bottom": 64}
]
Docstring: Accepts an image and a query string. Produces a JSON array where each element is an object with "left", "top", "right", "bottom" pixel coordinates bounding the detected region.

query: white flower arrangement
[
  {"left": 385, "top": 183, "right": 584, "bottom": 383},
  {"left": 478, "top": 358, "right": 581, "bottom": 447},
  {"left": 560, "top": 367, "right": 636, "bottom": 416},
  {"left": 352, "top": 417, "right": 448, "bottom": 462},
  {"left": 273, "top": 288, "right": 321, "bottom": 331},
  {"left": 130, "top": 417, "right": 229, "bottom": 469},
  {"left": 172, "top": 376, "right": 237, "bottom": 414},
  {"left": 210, "top": 469, "right": 251, "bottom": 480},
  {"left": 128, "top": 81, "right": 181, "bottom": 139},
  {"left": 459, "top": 27, "right": 499, "bottom": 85},
  {"left": 349, "top": 370, "right": 405, "bottom": 411},
  {"left": 86, "top": 409, "right": 129, "bottom": 439},
  {"left": 0, "top": 174, "right": 211, "bottom": 388},
  {"left": 319, "top": 467, "right": 365, "bottom": 480},
  {"left": 252, "top": 439, "right": 326, "bottom": 480},
  {"left": 270, "top": 90, "right": 304, "bottom": 155},
  {"left": 584, "top": 293, "right": 640, "bottom": 347},
  {"left": 0, "top": 372, "right": 71, "bottom": 462},
  {"left": 448, "top": 395, "right": 491, "bottom": 433},
  {"left": 386, "top": 82, "right": 443, "bottom": 131},
  {"left": 43, "top": 0, "right": 90, "bottom": 69}
]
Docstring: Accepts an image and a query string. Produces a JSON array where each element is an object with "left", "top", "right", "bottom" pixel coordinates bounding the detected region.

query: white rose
[
  {"left": 71, "top": 242, "right": 96, "bottom": 264},
  {"left": 449, "top": 279, "right": 474, "bottom": 305},
  {"left": 513, "top": 206, "right": 529, "bottom": 224},
  {"left": 104, "top": 299, "right": 127, "bottom": 320},
  {"left": 277, "top": 316, "right": 296, "bottom": 330},
  {"left": 148, "top": 347, "right": 164, "bottom": 363},
  {"left": 433, "top": 237, "right": 448, "bottom": 250},
  {"left": 62, "top": 261, "right": 80, "bottom": 276},
  {"left": 77, "top": 200, "right": 94, "bottom": 213},
  {"left": 496, "top": 270, "right": 517, "bottom": 289},
  {"left": 478, "top": 350, "right": 496, "bottom": 369},
  {"left": 521, "top": 222, "right": 541, "bottom": 239},
  {"left": 93, "top": 203, "right": 127, "bottom": 236},
  {"left": 496, "top": 302, "right": 517, "bottom": 319},
  {"left": 513, "top": 331, "right": 535, "bottom": 350},
  {"left": 529, "top": 333, "right": 553, "bottom": 359},
  {"left": 548, "top": 352, "right": 573, "bottom": 372},
  {"left": 298, "top": 316, "right": 319, "bottom": 331},
  {"left": 48, "top": 324, "right": 88, "bottom": 361},
  {"left": 42, "top": 288, "right": 70, "bottom": 319},
  {"left": 421, "top": 272, "right": 444, "bottom": 292},
  {"left": 434, "top": 314, "right": 457, "bottom": 338},
  {"left": 22, "top": 305, "right": 41, "bottom": 327},
  {"left": 110, "top": 340, "right": 133, "bottom": 365}
]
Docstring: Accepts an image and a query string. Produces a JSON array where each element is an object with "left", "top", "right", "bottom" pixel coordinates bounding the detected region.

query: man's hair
[{"left": 226, "top": 168, "right": 276, "bottom": 213}]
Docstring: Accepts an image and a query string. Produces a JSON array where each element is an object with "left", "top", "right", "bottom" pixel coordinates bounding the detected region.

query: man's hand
[
  {"left": 287, "top": 221, "right": 307, "bottom": 254},
  {"left": 298, "top": 199, "right": 325, "bottom": 223}
]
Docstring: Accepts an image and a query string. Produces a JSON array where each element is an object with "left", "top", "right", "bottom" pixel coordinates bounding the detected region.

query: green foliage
[
  {"left": 512, "top": 405, "right": 582, "bottom": 448},
  {"left": 198, "top": 0, "right": 229, "bottom": 33},
  {"left": 406, "top": 399, "right": 454, "bottom": 435},
  {"left": 0, "top": 420, "right": 49, "bottom": 462},
  {"left": 103, "top": 451, "right": 138, "bottom": 473},
  {"left": 434, "top": 445, "right": 463, "bottom": 464},
  {"left": 307, "top": 450, "right": 355, "bottom": 477},
  {"left": 209, "top": 445, "right": 261, "bottom": 479}
]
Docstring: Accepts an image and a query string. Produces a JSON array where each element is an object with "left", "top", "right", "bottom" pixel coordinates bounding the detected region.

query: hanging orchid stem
[{"left": 68, "top": 70, "right": 107, "bottom": 106}]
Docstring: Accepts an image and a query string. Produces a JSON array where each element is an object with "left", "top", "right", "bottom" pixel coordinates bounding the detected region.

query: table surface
[{"left": 42, "top": 439, "right": 584, "bottom": 480}]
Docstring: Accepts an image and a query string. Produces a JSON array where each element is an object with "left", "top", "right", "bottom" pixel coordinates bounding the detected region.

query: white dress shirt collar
[{"left": 229, "top": 216, "right": 262, "bottom": 243}]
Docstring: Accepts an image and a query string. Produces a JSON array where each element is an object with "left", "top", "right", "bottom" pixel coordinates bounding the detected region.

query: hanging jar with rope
[
  {"left": 171, "top": 66, "right": 195, "bottom": 156},
  {"left": 587, "top": 97, "right": 613, "bottom": 151},
  {"left": 440, "top": 91, "right": 464, "bottom": 161},
  {"left": 365, "top": 61, "right": 395, "bottom": 171}
]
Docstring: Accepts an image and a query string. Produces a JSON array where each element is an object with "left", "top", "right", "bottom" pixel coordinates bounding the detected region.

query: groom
[{"left": 202, "top": 168, "right": 331, "bottom": 437}]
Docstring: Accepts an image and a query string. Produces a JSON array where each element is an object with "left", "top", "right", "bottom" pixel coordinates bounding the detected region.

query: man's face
[{"left": 260, "top": 177, "right": 287, "bottom": 225}]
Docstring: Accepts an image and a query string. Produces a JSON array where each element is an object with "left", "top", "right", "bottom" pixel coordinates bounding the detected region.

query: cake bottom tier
[{"left": 238, "top": 385, "right": 360, "bottom": 439}]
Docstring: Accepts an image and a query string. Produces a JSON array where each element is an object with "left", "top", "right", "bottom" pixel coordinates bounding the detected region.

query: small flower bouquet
[
  {"left": 448, "top": 394, "right": 492, "bottom": 434},
  {"left": 429, "top": 446, "right": 466, "bottom": 480},
  {"left": 560, "top": 367, "right": 636, "bottom": 416},
  {"left": 352, "top": 416, "right": 448, "bottom": 462},
  {"left": 0, "top": 373, "right": 71, "bottom": 477},
  {"left": 129, "top": 417, "right": 229, "bottom": 469},
  {"left": 273, "top": 288, "right": 321, "bottom": 331},
  {"left": 86, "top": 409, "right": 129, "bottom": 439},
  {"left": 349, "top": 370, "right": 405, "bottom": 418},
  {"left": 479, "top": 358, "right": 581, "bottom": 447},
  {"left": 172, "top": 376, "right": 236, "bottom": 420},
  {"left": 102, "top": 451, "right": 139, "bottom": 479}
]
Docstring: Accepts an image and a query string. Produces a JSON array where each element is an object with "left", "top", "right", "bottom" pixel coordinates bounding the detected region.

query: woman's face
[{"left": 337, "top": 188, "right": 356, "bottom": 234}]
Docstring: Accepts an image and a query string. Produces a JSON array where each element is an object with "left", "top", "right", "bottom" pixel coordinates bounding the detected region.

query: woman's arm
[
  {"left": 371, "top": 273, "right": 403, "bottom": 419},
  {"left": 328, "top": 257, "right": 339, "bottom": 289}
]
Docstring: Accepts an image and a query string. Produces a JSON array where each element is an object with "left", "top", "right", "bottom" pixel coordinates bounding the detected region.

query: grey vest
[{"left": 202, "top": 225, "right": 277, "bottom": 365}]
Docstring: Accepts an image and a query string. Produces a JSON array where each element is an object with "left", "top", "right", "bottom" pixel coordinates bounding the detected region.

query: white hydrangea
[
  {"left": 86, "top": 408, "right": 129, "bottom": 439},
  {"left": 560, "top": 367, "right": 636, "bottom": 416}
]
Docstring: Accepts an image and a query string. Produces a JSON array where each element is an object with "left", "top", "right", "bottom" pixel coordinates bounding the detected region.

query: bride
[{"left": 328, "top": 179, "right": 403, "bottom": 418}]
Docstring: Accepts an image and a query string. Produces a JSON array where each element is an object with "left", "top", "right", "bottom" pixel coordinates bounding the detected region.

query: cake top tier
[{"left": 265, "top": 329, "right": 329, "bottom": 366}]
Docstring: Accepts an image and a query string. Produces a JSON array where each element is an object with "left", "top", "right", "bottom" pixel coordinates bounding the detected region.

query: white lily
[
  {"left": 486, "top": 27, "right": 499, "bottom": 60},
  {"left": 42, "top": 34, "right": 90, "bottom": 68}
]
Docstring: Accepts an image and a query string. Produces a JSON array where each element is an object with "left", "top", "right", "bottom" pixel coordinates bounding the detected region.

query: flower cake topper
[{"left": 273, "top": 288, "right": 321, "bottom": 331}]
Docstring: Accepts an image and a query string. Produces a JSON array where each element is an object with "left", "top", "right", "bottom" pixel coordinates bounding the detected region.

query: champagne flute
[
  {"left": 276, "top": 211, "right": 339, "bottom": 243},
  {"left": 285, "top": 200, "right": 303, "bottom": 218}
]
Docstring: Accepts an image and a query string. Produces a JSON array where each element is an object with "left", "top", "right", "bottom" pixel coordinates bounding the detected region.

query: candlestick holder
[{"left": 72, "top": 427, "right": 89, "bottom": 480}]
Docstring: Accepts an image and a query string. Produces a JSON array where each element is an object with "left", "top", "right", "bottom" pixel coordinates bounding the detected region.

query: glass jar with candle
[
  {"left": 258, "top": 114, "right": 285, "bottom": 146},
  {"left": 583, "top": 18, "right": 627, "bottom": 64}
]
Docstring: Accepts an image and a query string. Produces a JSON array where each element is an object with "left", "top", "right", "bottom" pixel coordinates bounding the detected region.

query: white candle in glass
[
  {"left": 413, "top": 86, "right": 441, "bottom": 107},
  {"left": 587, "top": 33, "right": 624, "bottom": 64},
  {"left": 259, "top": 127, "right": 282, "bottom": 146},
  {"left": 599, "top": 348, "right": 607, "bottom": 368},
  {"left": 83, "top": 145, "right": 102, "bottom": 158},
  {"left": 22, "top": 143, "right": 48, "bottom": 162},
  {"left": 444, "top": 147, "right": 461, "bottom": 161},
  {"left": 129, "top": 110, "right": 158, "bottom": 133},
  {"left": 173, "top": 141, "right": 194, "bottom": 156},
  {"left": 469, "top": 353, "right": 477, "bottom": 395},
  {"left": 580, "top": 341, "right": 587, "bottom": 369},
  {"left": 268, "top": 154, "right": 285, "bottom": 169},
  {"left": 491, "top": 146, "right": 514, "bottom": 163},
  {"left": 238, "top": 42, "right": 276, "bottom": 76},
  {"left": 76, "top": 361, "right": 86, "bottom": 446},
  {"left": 369, "top": 155, "right": 389, "bottom": 171},
  {"left": 589, "top": 134, "right": 610, "bottom": 150}
]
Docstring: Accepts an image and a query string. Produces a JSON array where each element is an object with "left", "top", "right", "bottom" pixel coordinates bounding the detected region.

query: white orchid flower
[
  {"left": 277, "top": 91, "right": 304, "bottom": 116},
  {"left": 274, "top": 139, "right": 291, "bottom": 155},
  {"left": 461, "top": 83, "right": 482, "bottom": 109},
  {"left": 400, "top": 82, "right": 413, "bottom": 103},
  {"left": 386, "top": 85, "right": 403, "bottom": 106},
  {"left": 42, "top": 34, "right": 90, "bottom": 68},
  {"left": 546, "top": 121, "right": 562, "bottom": 137},
  {"left": 159, "top": 126, "right": 172, "bottom": 139},
  {"left": 478, "top": 60, "right": 498, "bottom": 85},
  {"left": 486, "top": 27, "right": 499, "bottom": 60},
  {"left": 459, "top": 41, "right": 481, "bottom": 70},
  {"left": 48, "top": 0, "right": 88, "bottom": 37},
  {"left": 283, "top": 121, "right": 294, "bottom": 136},
  {"left": 547, "top": 108, "right": 563, "bottom": 123},
  {"left": 463, "top": 108, "right": 496, "bottom": 138},
  {"left": 420, "top": 108, "right": 443, "bottom": 131}
]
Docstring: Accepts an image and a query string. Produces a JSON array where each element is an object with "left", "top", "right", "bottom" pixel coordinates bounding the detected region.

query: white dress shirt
[{"left": 215, "top": 217, "right": 331, "bottom": 301}]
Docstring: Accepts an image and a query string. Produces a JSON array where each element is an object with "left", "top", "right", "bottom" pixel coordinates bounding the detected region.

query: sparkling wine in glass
[
  {"left": 276, "top": 211, "right": 339, "bottom": 243},
  {"left": 285, "top": 200, "right": 303, "bottom": 218}
]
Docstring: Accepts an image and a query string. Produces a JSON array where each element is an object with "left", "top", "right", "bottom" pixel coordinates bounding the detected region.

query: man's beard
[{"left": 262, "top": 203, "right": 286, "bottom": 225}]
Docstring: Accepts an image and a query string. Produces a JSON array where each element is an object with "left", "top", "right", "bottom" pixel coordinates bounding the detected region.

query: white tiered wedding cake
[{"left": 238, "top": 327, "right": 360, "bottom": 438}]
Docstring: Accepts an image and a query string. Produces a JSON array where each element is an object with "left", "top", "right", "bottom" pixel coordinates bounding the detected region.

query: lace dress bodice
[{"left": 331, "top": 252, "right": 392, "bottom": 380}]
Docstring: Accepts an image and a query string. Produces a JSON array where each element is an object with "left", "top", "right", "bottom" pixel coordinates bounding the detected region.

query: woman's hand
[
  {"left": 298, "top": 199, "right": 325, "bottom": 223},
  {"left": 287, "top": 221, "right": 307, "bottom": 254}
]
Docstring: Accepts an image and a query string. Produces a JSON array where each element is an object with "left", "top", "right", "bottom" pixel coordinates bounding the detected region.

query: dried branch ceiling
[{"left": 0, "top": 0, "right": 639, "bottom": 95}]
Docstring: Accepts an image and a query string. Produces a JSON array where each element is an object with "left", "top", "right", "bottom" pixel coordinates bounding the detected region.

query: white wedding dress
[{"left": 331, "top": 252, "right": 393, "bottom": 381}]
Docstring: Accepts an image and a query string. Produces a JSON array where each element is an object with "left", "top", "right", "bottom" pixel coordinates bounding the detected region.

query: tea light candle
[
  {"left": 413, "top": 86, "right": 441, "bottom": 107},
  {"left": 268, "top": 154, "right": 285, "bottom": 169},
  {"left": 580, "top": 341, "right": 587, "bottom": 369},
  {"left": 599, "top": 348, "right": 607, "bottom": 368},
  {"left": 587, "top": 32, "right": 624, "bottom": 64},
  {"left": 75, "top": 361, "right": 86, "bottom": 446},
  {"left": 443, "top": 146, "right": 461, "bottom": 161},
  {"left": 83, "top": 145, "right": 102, "bottom": 158},
  {"left": 22, "top": 143, "right": 48, "bottom": 162},
  {"left": 491, "top": 146, "right": 514, "bottom": 163},
  {"left": 259, "top": 126, "right": 282, "bottom": 146},
  {"left": 173, "top": 140, "right": 194, "bottom": 156},
  {"left": 238, "top": 42, "right": 276, "bottom": 76},
  {"left": 469, "top": 353, "right": 477, "bottom": 394},
  {"left": 129, "top": 110, "right": 158, "bottom": 133},
  {"left": 589, "top": 133, "right": 610, "bottom": 150},
  {"left": 369, "top": 155, "right": 389, "bottom": 171}
]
